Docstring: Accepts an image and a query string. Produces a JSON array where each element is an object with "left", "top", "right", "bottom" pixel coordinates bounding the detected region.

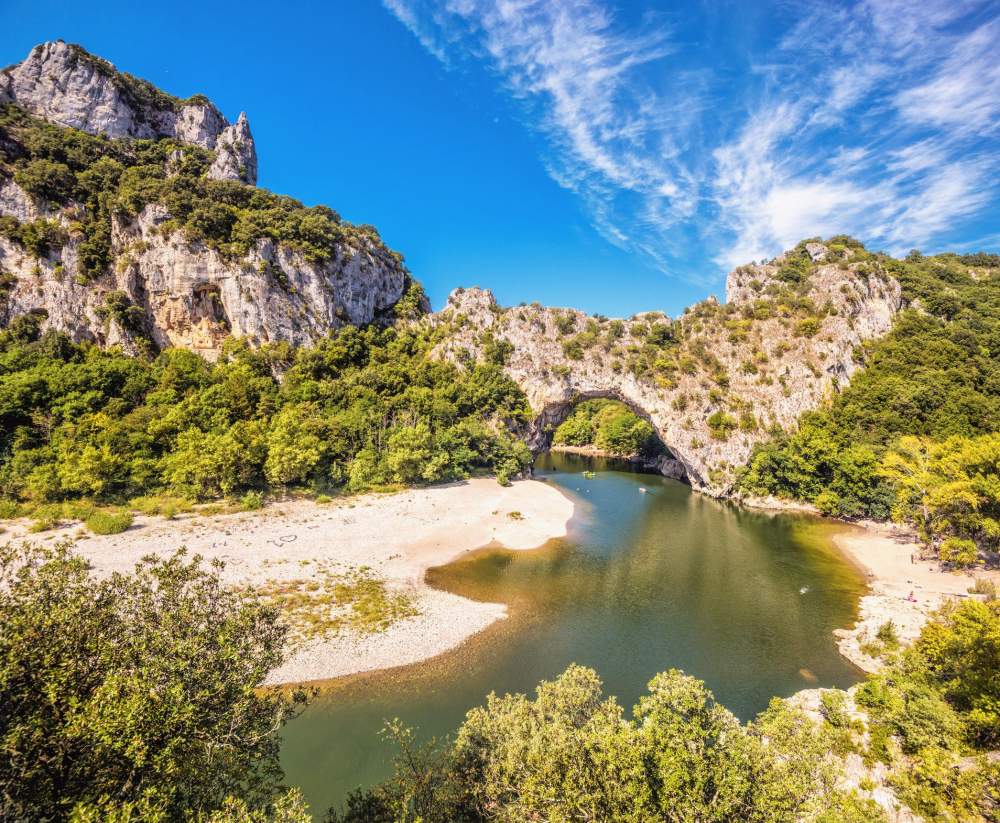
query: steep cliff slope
[
  {"left": 433, "top": 239, "right": 903, "bottom": 494},
  {"left": 0, "top": 42, "right": 412, "bottom": 358}
]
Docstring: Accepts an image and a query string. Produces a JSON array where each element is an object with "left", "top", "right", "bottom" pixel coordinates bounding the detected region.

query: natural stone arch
[
  {"left": 432, "top": 247, "right": 902, "bottom": 497},
  {"left": 527, "top": 389, "right": 691, "bottom": 483}
]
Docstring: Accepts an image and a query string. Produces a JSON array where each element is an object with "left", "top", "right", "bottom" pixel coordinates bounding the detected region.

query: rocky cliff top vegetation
[
  {"left": 433, "top": 238, "right": 901, "bottom": 493},
  {"left": 0, "top": 103, "right": 397, "bottom": 282},
  {"left": 738, "top": 248, "right": 1000, "bottom": 567}
]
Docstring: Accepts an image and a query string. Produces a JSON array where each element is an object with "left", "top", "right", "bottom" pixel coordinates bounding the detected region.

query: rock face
[
  {"left": 434, "top": 245, "right": 902, "bottom": 495},
  {"left": 0, "top": 41, "right": 256, "bottom": 184},
  {"left": 0, "top": 43, "right": 409, "bottom": 357},
  {"left": 0, "top": 188, "right": 408, "bottom": 359}
]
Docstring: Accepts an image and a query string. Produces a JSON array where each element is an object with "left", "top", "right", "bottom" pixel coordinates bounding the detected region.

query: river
[{"left": 280, "top": 451, "right": 865, "bottom": 813}]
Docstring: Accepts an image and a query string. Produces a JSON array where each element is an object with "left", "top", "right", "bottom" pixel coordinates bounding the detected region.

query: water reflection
[{"left": 281, "top": 452, "right": 865, "bottom": 814}]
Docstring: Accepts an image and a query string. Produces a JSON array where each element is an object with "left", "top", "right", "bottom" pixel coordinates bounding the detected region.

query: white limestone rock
[
  {"left": 1, "top": 41, "right": 257, "bottom": 184},
  {"left": 0, "top": 183, "right": 407, "bottom": 360},
  {"left": 433, "top": 251, "right": 902, "bottom": 496}
]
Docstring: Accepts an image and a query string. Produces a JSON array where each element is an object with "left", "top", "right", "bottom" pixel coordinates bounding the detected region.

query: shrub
[
  {"left": 554, "top": 313, "right": 577, "bottom": 335},
  {"left": 0, "top": 500, "right": 23, "bottom": 519},
  {"left": 938, "top": 537, "right": 978, "bottom": 566},
  {"left": 129, "top": 495, "right": 193, "bottom": 518},
  {"left": 241, "top": 491, "right": 265, "bottom": 511},
  {"left": 85, "top": 510, "right": 134, "bottom": 535},
  {"left": 795, "top": 317, "right": 821, "bottom": 338},
  {"left": 876, "top": 620, "right": 899, "bottom": 647},
  {"left": 819, "top": 689, "right": 850, "bottom": 727},
  {"left": 968, "top": 578, "right": 997, "bottom": 600},
  {"left": 28, "top": 515, "right": 58, "bottom": 533},
  {"left": 707, "top": 411, "right": 738, "bottom": 441}
]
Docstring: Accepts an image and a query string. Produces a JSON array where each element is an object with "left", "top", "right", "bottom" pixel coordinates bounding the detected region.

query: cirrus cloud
[{"left": 384, "top": 0, "right": 1000, "bottom": 281}]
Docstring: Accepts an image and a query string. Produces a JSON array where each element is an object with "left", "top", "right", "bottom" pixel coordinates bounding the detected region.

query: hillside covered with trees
[
  {"left": 552, "top": 398, "right": 660, "bottom": 458},
  {"left": 737, "top": 249, "right": 1000, "bottom": 567},
  {"left": 0, "top": 317, "right": 531, "bottom": 525}
]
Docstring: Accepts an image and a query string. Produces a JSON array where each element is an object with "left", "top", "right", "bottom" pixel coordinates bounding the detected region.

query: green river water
[{"left": 281, "top": 451, "right": 866, "bottom": 814}]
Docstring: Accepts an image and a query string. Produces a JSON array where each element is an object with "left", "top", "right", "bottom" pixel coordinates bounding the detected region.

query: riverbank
[
  {"left": 7, "top": 478, "right": 574, "bottom": 685},
  {"left": 829, "top": 521, "right": 998, "bottom": 672}
]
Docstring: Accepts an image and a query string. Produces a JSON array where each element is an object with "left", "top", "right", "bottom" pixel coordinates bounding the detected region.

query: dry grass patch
[{"left": 257, "top": 564, "right": 419, "bottom": 642}]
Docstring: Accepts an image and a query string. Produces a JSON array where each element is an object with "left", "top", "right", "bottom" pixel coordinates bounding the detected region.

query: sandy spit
[
  {"left": 830, "top": 521, "right": 999, "bottom": 672},
  {"left": 7, "top": 478, "right": 574, "bottom": 685}
]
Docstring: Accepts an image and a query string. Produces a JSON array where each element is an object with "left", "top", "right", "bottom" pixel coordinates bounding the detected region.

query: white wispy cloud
[
  {"left": 383, "top": 0, "right": 1000, "bottom": 280},
  {"left": 895, "top": 18, "right": 1000, "bottom": 133}
]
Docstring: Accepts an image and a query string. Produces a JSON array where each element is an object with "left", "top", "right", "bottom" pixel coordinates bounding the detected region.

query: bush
[
  {"left": 0, "top": 542, "right": 304, "bottom": 819},
  {"left": 938, "top": 537, "right": 978, "bottom": 566},
  {"left": 968, "top": 578, "right": 997, "bottom": 600},
  {"left": 819, "top": 689, "right": 850, "bottom": 727},
  {"left": 129, "top": 495, "right": 193, "bottom": 518},
  {"left": 707, "top": 411, "right": 738, "bottom": 441},
  {"left": 914, "top": 599, "right": 1000, "bottom": 747},
  {"left": 28, "top": 515, "right": 58, "bottom": 532},
  {"left": 241, "top": 491, "right": 265, "bottom": 511},
  {"left": 876, "top": 620, "right": 899, "bottom": 647},
  {"left": 85, "top": 510, "right": 133, "bottom": 535},
  {"left": 0, "top": 500, "right": 22, "bottom": 519}
]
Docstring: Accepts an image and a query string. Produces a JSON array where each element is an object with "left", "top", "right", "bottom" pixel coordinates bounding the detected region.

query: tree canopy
[
  {"left": 0, "top": 541, "right": 307, "bottom": 821},
  {"left": 0, "top": 322, "right": 532, "bottom": 509}
]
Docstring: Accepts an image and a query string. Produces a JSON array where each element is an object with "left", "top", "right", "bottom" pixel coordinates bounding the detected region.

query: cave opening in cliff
[
  {"left": 536, "top": 393, "right": 689, "bottom": 484},
  {"left": 191, "top": 284, "right": 230, "bottom": 330}
]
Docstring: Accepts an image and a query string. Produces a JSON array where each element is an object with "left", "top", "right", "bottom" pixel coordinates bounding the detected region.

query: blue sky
[{"left": 4, "top": 1, "right": 999, "bottom": 316}]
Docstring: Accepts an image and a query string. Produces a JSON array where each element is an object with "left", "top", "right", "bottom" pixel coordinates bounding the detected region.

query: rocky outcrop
[
  {"left": 0, "top": 185, "right": 408, "bottom": 359},
  {"left": 0, "top": 41, "right": 256, "bottom": 184},
  {"left": 207, "top": 113, "right": 257, "bottom": 184},
  {"left": 0, "top": 43, "right": 409, "bottom": 355},
  {"left": 433, "top": 244, "right": 903, "bottom": 495}
]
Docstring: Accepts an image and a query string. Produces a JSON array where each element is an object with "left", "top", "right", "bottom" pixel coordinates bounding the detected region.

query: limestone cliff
[
  {"left": 0, "top": 43, "right": 411, "bottom": 357},
  {"left": 432, "top": 242, "right": 902, "bottom": 495},
  {"left": 1, "top": 41, "right": 256, "bottom": 184}
]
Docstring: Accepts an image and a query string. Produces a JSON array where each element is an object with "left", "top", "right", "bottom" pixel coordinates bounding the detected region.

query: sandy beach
[
  {"left": 830, "top": 521, "right": 999, "bottom": 672},
  {"left": 7, "top": 478, "right": 574, "bottom": 685}
]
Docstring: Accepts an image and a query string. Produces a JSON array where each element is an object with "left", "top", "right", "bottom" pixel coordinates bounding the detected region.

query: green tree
[
  {"left": 914, "top": 599, "right": 1000, "bottom": 747},
  {"left": 14, "top": 157, "right": 75, "bottom": 202},
  {"left": 0, "top": 542, "right": 306, "bottom": 820},
  {"left": 264, "top": 405, "right": 325, "bottom": 487}
]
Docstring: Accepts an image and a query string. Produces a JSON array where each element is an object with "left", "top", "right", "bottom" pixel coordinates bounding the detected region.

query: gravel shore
[
  {"left": 830, "top": 521, "right": 998, "bottom": 672},
  {"left": 9, "top": 478, "right": 574, "bottom": 685}
]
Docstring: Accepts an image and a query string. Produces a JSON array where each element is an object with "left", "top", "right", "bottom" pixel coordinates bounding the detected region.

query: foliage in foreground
[
  {"left": 0, "top": 320, "right": 532, "bottom": 508},
  {"left": 738, "top": 249, "right": 1000, "bottom": 565},
  {"left": 0, "top": 541, "right": 307, "bottom": 821},
  {"left": 855, "top": 598, "right": 1000, "bottom": 821},
  {"left": 552, "top": 398, "right": 659, "bottom": 458},
  {"left": 334, "top": 598, "right": 1000, "bottom": 823},
  {"left": 332, "top": 667, "right": 881, "bottom": 823}
]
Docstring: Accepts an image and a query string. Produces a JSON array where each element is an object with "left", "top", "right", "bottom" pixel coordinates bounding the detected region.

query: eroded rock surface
[
  {"left": 433, "top": 245, "right": 902, "bottom": 494},
  {"left": 0, "top": 43, "right": 409, "bottom": 356},
  {"left": 0, "top": 188, "right": 408, "bottom": 359},
  {"left": 1, "top": 41, "right": 256, "bottom": 184}
]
